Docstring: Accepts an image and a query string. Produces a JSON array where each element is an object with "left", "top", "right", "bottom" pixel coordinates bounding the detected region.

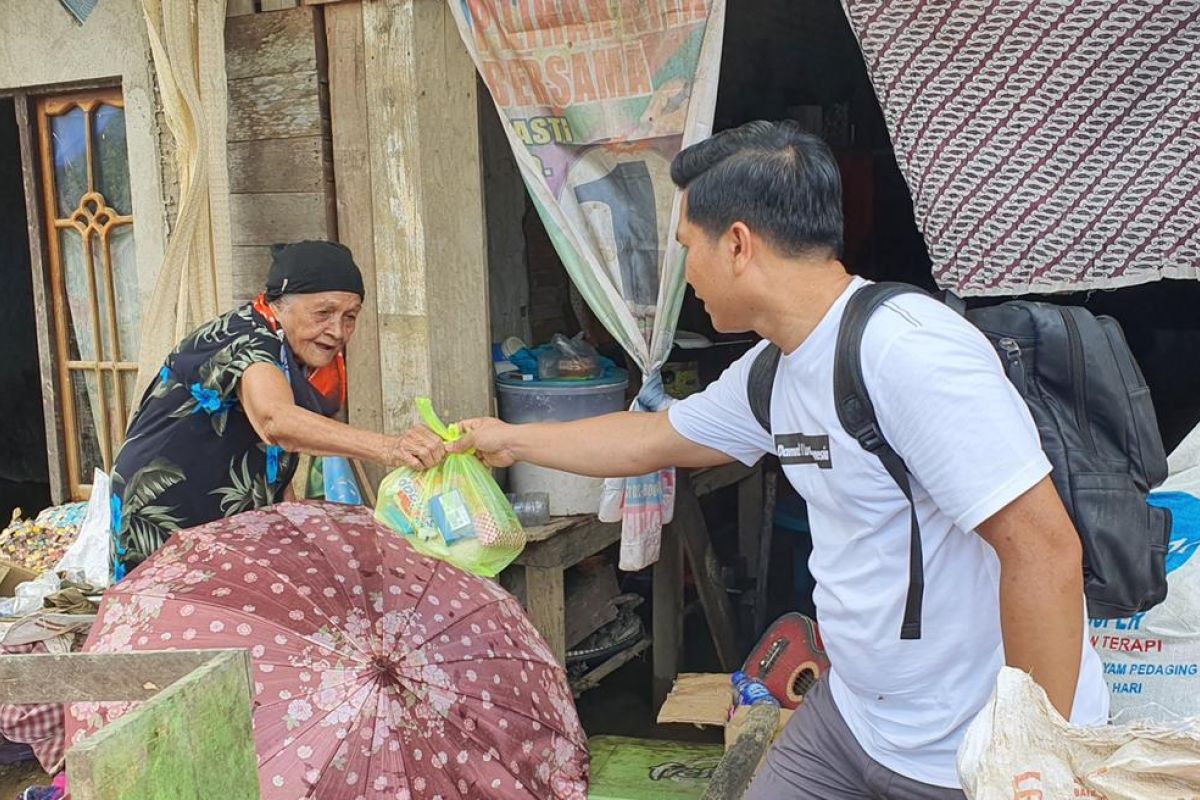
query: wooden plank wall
[
  {"left": 478, "top": 87, "right": 532, "bottom": 345},
  {"left": 224, "top": 6, "right": 332, "bottom": 305},
  {"left": 227, "top": 3, "right": 341, "bottom": 20},
  {"left": 221, "top": 0, "right": 492, "bottom": 458},
  {"left": 328, "top": 0, "right": 492, "bottom": 441},
  {"left": 325, "top": 1, "right": 382, "bottom": 452}
]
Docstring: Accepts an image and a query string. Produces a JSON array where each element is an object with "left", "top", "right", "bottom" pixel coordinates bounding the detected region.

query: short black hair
[{"left": 670, "top": 120, "right": 843, "bottom": 259}]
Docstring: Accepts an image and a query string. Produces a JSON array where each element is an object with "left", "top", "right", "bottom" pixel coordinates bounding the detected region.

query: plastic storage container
[{"left": 496, "top": 370, "right": 628, "bottom": 515}]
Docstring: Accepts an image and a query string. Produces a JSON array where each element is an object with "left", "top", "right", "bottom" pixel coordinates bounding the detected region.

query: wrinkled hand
[
  {"left": 385, "top": 424, "right": 446, "bottom": 470},
  {"left": 447, "top": 418, "right": 518, "bottom": 468}
]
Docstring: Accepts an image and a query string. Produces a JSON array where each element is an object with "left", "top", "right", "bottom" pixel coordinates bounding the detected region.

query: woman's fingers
[
  {"left": 415, "top": 444, "right": 441, "bottom": 470},
  {"left": 403, "top": 425, "right": 446, "bottom": 469}
]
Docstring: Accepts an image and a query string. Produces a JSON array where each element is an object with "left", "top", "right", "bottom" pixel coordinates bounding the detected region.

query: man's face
[
  {"left": 676, "top": 193, "right": 745, "bottom": 333},
  {"left": 273, "top": 291, "right": 361, "bottom": 368}
]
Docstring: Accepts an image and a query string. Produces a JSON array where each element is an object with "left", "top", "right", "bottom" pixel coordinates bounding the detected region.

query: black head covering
[{"left": 265, "top": 241, "right": 365, "bottom": 300}]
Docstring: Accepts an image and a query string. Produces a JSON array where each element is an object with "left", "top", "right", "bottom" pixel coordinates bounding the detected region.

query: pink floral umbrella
[{"left": 66, "top": 501, "right": 588, "bottom": 799}]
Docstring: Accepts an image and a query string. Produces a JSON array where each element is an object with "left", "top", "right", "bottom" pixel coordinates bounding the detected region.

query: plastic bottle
[
  {"left": 731, "top": 670, "right": 780, "bottom": 708},
  {"left": 506, "top": 492, "right": 550, "bottom": 527}
]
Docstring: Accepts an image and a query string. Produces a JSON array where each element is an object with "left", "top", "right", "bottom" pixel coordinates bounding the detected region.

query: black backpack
[{"left": 748, "top": 282, "right": 1171, "bottom": 639}]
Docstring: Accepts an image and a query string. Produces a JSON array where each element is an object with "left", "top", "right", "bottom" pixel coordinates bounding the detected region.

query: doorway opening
[{"left": 0, "top": 97, "right": 51, "bottom": 516}]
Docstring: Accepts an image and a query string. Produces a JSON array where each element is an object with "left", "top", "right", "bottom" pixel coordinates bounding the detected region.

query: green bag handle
[{"left": 416, "top": 397, "right": 462, "bottom": 444}]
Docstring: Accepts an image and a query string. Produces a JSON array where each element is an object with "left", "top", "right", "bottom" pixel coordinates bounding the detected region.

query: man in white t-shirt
[{"left": 452, "top": 121, "right": 1109, "bottom": 796}]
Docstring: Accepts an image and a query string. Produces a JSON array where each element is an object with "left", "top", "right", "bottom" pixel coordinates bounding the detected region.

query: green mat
[{"left": 588, "top": 735, "right": 722, "bottom": 800}]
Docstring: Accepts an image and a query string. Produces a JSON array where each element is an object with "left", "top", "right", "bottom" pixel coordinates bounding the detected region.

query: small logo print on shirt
[{"left": 774, "top": 433, "right": 832, "bottom": 469}]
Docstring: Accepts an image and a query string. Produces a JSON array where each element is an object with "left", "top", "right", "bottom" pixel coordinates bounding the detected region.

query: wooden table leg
[
  {"left": 754, "top": 470, "right": 779, "bottom": 635},
  {"left": 738, "top": 468, "right": 765, "bottom": 580},
  {"left": 677, "top": 472, "right": 741, "bottom": 672},
  {"left": 737, "top": 468, "right": 765, "bottom": 642},
  {"left": 653, "top": 517, "right": 684, "bottom": 710},
  {"left": 524, "top": 565, "right": 567, "bottom": 665}
]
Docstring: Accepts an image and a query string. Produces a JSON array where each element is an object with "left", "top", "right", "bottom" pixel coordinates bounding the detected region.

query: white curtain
[{"left": 134, "top": 0, "right": 233, "bottom": 401}]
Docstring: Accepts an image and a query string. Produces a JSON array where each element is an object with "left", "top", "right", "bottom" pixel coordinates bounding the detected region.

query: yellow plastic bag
[{"left": 375, "top": 398, "right": 525, "bottom": 577}]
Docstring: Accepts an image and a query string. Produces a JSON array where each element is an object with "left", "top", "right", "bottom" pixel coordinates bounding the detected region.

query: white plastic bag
[
  {"left": 54, "top": 468, "right": 113, "bottom": 588},
  {"left": 0, "top": 571, "right": 61, "bottom": 618},
  {"left": 957, "top": 667, "right": 1200, "bottom": 799}
]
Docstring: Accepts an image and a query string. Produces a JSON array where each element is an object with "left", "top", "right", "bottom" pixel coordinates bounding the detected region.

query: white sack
[{"left": 958, "top": 667, "right": 1200, "bottom": 800}]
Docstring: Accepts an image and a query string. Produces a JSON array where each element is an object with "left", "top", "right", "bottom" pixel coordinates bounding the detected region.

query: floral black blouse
[{"left": 109, "top": 303, "right": 340, "bottom": 577}]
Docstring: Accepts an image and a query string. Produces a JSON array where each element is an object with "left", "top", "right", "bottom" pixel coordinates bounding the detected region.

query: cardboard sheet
[{"left": 657, "top": 673, "right": 734, "bottom": 727}]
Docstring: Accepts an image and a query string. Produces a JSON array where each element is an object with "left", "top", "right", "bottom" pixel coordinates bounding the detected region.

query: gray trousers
[{"left": 743, "top": 678, "right": 967, "bottom": 800}]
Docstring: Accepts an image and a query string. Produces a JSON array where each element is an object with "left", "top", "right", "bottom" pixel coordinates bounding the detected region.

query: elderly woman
[{"left": 109, "top": 241, "right": 443, "bottom": 578}]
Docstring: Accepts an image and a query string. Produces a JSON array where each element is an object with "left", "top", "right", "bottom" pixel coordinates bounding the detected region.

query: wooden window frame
[
  {"left": 8, "top": 81, "right": 132, "bottom": 503},
  {"left": 37, "top": 87, "right": 137, "bottom": 500}
]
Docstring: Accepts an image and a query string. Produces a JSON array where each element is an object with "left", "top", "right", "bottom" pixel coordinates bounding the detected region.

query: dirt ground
[{"left": 0, "top": 761, "right": 48, "bottom": 798}]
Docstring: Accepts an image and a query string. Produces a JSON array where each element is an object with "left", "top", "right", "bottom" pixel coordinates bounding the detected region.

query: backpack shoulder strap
[
  {"left": 834, "top": 282, "right": 928, "bottom": 639},
  {"left": 833, "top": 282, "right": 926, "bottom": 447},
  {"left": 748, "top": 343, "right": 782, "bottom": 434}
]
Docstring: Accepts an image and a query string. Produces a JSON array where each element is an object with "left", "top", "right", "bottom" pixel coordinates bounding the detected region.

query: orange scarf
[{"left": 254, "top": 293, "right": 347, "bottom": 408}]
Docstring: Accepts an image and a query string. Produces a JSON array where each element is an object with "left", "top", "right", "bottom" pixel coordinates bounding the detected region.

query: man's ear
[{"left": 728, "top": 221, "right": 755, "bottom": 276}]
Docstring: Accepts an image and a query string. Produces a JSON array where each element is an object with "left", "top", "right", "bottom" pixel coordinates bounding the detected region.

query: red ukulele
[{"left": 741, "top": 613, "right": 830, "bottom": 709}]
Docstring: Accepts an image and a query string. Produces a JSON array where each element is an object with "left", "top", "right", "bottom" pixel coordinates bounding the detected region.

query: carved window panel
[{"left": 36, "top": 88, "right": 139, "bottom": 499}]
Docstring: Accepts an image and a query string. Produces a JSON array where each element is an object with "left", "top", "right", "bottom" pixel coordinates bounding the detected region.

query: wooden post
[
  {"left": 524, "top": 565, "right": 567, "bottom": 665},
  {"left": 738, "top": 467, "right": 765, "bottom": 580},
  {"left": 676, "top": 472, "right": 741, "bottom": 672},
  {"left": 325, "top": 0, "right": 384, "bottom": 487},
  {"left": 653, "top": 516, "right": 684, "bottom": 710},
  {"left": 359, "top": 0, "right": 492, "bottom": 432},
  {"left": 13, "top": 95, "right": 66, "bottom": 503},
  {"left": 737, "top": 466, "right": 765, "bottom": 639},
  {"left": 753, "top": 469, "right": 778, "bottom": 635},
  {"left": 226, "top": 0, "right": 255, "bottom": 16}
]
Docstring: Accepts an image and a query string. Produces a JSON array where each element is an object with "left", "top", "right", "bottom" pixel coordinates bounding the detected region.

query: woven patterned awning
[{"left": 843, "top": 1, "right": 1200, "bottom": 296}]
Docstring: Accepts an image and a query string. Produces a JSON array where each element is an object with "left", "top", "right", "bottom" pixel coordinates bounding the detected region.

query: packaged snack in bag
[
  {"left": 537, "top": 333, "right": 600, "bottom": 379},
  {"left": 375, "top": 398, "right": 525, "bottom": 577}
]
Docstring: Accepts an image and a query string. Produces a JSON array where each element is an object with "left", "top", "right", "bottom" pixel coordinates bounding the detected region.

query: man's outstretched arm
[{"left": 450, "top": 411, "right": 734, "bottom": 476}]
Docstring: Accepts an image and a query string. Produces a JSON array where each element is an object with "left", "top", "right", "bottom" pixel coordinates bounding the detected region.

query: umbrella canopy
[{"left": 66, "top": 501, "right": 588, "bottom": 799}]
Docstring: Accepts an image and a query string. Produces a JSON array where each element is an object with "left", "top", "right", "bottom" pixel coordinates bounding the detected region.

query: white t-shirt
[{"left": 669, "top": 277, "right": 1109, "bottom": 787}]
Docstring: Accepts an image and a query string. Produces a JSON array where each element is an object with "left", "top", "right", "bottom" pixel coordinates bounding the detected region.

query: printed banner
[{"left": 450, "top": 0, "right": 727, "bottom": 569}]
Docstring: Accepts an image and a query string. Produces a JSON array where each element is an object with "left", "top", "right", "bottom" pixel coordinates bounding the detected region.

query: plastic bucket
[{"left": 496, "top": 371, "right": 628, "bottom": 515}]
